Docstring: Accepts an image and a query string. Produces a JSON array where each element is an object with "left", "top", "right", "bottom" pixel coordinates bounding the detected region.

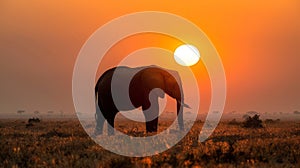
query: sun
[{"left": 174, "top": 44, "right": 200, "bottom": 66}]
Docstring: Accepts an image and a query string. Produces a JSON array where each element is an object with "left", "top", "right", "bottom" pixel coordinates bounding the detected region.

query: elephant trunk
[
  {"left": 176, "top": 82, "right": 185, "bottom": 131},
  {"left": 177, "top": 100, "right": 184, "bottom": 131}
]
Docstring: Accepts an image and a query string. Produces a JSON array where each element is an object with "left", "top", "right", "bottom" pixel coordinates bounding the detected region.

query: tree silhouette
[
  {"left": 17, "top": 110, "right": 25, "bottom": 115},
  {"left": 34, "top": 110, "right": 40, "bottom": 115},
  {"left": 60, "top": 110, "right": 64, "bottom": 117},
  {"left": 294, "top": 110, "right": 300, "bottom": 115},
  {"left": 47, "top": 111, "right": 54, "bottom": 118}
]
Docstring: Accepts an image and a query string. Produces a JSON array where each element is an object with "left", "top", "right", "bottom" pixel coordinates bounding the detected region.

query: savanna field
[{"left": 0, "top": 118, "right": 299, "bottom": 168}]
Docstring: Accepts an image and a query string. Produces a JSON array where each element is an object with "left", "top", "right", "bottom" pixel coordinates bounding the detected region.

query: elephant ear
[{"left": 140, "top": 68, "right": 166, "bottom": 94}]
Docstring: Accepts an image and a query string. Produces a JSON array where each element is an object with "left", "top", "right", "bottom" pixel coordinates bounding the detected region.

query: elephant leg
[
  {"left": 107, "top": 114, "right": 116, "bottom": 136},
  {"left": 94, "top": 105, "right": 105, "bottom": 135},
  {"left": 145, "top": 116, "right": 158, "bottom": 133},
  {"left": 177, "top": 101, "right": 184, "bottom": 131},
  {"left": 95, "top": 113, "right": 105, "bottom": 135},
  {"left": 143, "top": 97, "right": 159, "bottom": 133}
]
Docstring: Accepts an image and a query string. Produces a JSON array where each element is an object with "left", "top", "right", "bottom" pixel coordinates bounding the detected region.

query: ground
[{"left": 0, "top": 119, "right": 299, "bottom": 167}]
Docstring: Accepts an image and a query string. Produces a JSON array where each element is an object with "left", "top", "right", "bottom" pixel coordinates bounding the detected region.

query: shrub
[
  {"left": 242, "top": 114, "right": 263, "bottom": 128},
  {"left": 28, "top": 117, "right": 40, "bottom": 123},
  {"left": 265, "top": 119, "right": 280, "bottom": 124},
  {"left": 228, "top": 119, "right": 240, "bottom": 125}
]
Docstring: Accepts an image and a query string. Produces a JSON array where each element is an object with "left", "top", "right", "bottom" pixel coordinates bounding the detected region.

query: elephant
[{"left": 94, "top": 65, "right": 189, "bottom": 135}]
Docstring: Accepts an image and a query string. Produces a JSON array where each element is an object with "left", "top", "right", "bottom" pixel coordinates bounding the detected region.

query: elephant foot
[
  {"left": 107, "top": 131, "right": 115, "bottom": 136},
  {"left": 107, "top": 124, "right": 115, "bottom": 136},
  {"left": 93, "top": 129, "right": 103, "bottom": 136},
  {"left": 145, "top": 118, "right": 158, "bottom": 133},
  {"left": 146, "top": 130, "right": 157, "bottom": 133},
  {"left": 146, "top": 127, "right": 158, "bottom": 133}
]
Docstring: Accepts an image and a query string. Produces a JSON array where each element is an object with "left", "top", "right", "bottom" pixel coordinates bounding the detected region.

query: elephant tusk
[{"left": 181, "top": 102, "right": 191, "bottom": 109}]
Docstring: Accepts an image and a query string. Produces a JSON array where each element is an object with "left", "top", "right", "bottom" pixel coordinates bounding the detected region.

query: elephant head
[{"left": 129, "top": 66, "right": 188, "bottom": 132}]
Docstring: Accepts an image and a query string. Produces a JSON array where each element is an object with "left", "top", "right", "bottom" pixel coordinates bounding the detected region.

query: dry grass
[{"left": 0, "top": 119, "right": 299, "bottom": 167}]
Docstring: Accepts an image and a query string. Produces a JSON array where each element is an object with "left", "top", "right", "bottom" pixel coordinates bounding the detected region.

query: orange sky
[{"left": 1, "top": 1, "right": 299, "bottom": 118}]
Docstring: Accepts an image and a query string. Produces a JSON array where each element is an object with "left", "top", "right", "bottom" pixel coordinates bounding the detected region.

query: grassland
[{"left": 0, "top": 119, "right": 299, "bottom": 167}]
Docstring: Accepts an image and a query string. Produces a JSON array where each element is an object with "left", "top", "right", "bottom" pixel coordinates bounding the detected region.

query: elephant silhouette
[{"left": 94, "top": 65, "right": 189, "bottom": 135}]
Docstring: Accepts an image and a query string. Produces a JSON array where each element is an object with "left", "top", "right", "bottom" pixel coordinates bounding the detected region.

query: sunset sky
[{"left": 1, "top": 1, "right": 299, "bottom": 118}]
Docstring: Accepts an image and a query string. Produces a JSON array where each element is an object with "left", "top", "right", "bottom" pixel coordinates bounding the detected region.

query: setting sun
[{"left": 174, "top": 44, "right": 200, "bottom": 66}]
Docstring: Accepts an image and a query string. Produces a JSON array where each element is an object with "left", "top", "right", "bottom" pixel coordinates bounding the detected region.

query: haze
[{"left": 0, "top": 1, "right": 299, "bottom": 120}]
